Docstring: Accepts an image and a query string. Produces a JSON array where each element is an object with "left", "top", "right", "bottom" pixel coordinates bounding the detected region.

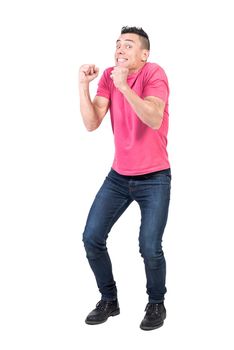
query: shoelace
[
  {"left": 145, "top": 303, "right": 160, "bottom": 314},
  {"left": 96, "top": 301, "right": 107, "bottom": 311},
  {"left": 96, "top": 300, "right": 115, "bottom": 314}
]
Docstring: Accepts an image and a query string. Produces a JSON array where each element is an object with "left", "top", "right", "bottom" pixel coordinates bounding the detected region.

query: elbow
[
  {"left": 150, "top": 115, "right": 163, "bottom": 130},
  {"left": 145, "top": 107, "right": 164, "bottom": 130},
  {"left": 151, "top": 122, "right": 162, "bottom": 130},
  {"left": 85, "top": 122, "right": 100, "bottom": 132},
  {"left": 86, "top": 126, "right": 97, "bottom": 132}
]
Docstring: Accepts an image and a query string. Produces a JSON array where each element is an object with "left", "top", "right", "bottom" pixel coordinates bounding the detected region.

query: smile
[{"left": 117, "top": 58, "right": 128, "bottom": 63}]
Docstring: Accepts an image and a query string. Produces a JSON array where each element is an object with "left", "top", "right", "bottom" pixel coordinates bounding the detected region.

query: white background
[{"left": 0, "top": 0, "right": 234, "bottom": 349}]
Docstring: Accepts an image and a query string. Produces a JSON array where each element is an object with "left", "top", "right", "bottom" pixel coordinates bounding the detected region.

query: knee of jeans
[
  {"left": 83, "top": 229, "right": 106, "bottom": 259},
  {"left": 140, "top": 246, "right": 165, "bottom": 268}
]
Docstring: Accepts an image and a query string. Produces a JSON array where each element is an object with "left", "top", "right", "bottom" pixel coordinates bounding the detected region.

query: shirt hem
[{"left": 112, "top": 164, "right": 171, "bottom": 176}]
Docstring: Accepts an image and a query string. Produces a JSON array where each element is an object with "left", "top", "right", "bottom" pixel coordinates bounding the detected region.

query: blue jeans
[{"left": 83, "top": 168, "right": 171, "bottom": 304}]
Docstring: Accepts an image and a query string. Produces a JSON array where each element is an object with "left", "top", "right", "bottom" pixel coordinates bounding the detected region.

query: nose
[{"left": 116, "top": 46, "right": 125, "bottom": 55}]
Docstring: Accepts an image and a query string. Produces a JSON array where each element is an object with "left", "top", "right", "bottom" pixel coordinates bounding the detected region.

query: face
[{"left": 115, "top": 33, "right": 149, "bottom": 74}]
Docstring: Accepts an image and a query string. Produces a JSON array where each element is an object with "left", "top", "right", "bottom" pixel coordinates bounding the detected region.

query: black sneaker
[
  {"left": 140, "top": 302, "right": 166, "bottom": 331},
  {"left": 85, "top": 300, "right": 120, "bottom": 325}
]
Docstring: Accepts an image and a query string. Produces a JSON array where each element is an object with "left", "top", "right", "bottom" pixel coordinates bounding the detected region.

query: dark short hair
[{"left": 121, "top": 26, "right": 150, "bottom": 50}]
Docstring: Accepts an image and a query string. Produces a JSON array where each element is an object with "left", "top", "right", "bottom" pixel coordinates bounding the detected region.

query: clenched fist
[
  {"left": 79, "top": 64, "right": 99, "bottom": 84},
  {"left": 110, "top": 66, "right": 129, "bottom": 91}
]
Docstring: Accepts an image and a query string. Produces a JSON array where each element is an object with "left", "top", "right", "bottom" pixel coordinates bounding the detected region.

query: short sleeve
[
  {"left": 96, "top": 69, "right": 111, "bottom": 100},
  {"left": 142, "top": 66, "right": 169, "bottom": 102}
]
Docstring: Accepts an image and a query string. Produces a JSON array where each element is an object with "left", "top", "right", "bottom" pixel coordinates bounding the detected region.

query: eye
[{"left": 126, "top": 45, "right": 132, "bottom": 49}]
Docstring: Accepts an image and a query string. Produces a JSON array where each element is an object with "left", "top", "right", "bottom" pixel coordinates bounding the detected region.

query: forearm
[
  {"left": 120, "top": 85, "right": 163, "bottom": 130},
  {"left": 79, "top": 83, "right": 100, "bottom": 131}
]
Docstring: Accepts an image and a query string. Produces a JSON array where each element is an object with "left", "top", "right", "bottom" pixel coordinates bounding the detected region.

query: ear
[{"left": 141, "top": 49, "right": 150, "bottom": 62}]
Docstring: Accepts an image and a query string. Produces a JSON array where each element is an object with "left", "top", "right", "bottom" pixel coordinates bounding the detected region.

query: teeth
[{"left": 118, "top": 58, "right": 127, "bottom": 62}]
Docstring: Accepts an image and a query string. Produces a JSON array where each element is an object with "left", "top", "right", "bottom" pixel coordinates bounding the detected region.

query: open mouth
[{"left": 117, "top": 58, "right": 128, "bottom": 63}]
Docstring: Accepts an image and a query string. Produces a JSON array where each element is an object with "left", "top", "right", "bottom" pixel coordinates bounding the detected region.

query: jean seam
[{"left": 104, "top": 198, "right": 132, "bottom": 236}]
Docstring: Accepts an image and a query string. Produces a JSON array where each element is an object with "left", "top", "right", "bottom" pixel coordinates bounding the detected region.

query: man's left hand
[{"left": 110, "top": 67, "right": 129, "bottom": 91}]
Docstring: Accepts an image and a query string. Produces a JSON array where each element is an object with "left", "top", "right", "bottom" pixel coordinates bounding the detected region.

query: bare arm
[
  {"left": 111, "top": 66, "right": 165, "bottom": 130},
  {"left": 120, "top": 86, "right": 165, "bottom": 130},
  {"left": 79, "top": 64, "right": 109, "bottom": 131}
]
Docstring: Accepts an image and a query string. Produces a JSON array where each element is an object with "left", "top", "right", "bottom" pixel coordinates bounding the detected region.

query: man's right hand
[{"left": 79, "top": 64, "right": 99, "bottom": 84}]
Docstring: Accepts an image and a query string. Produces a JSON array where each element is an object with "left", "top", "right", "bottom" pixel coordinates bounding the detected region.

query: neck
[{"left": 128, "top": 62, "right": 146, "bottom": 75}]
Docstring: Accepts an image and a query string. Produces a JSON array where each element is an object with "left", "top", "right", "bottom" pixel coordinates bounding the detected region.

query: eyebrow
[{"left": 116, "top": 39, "right": 136, "bottom": 44}]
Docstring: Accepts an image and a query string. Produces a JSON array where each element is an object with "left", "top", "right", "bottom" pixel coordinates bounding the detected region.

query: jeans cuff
[
  {"left": 149, "top": 298, "right": 164, "bottom": 304},
  {"left": 101, "top": 296, "right": 117, "bottom": 302}
]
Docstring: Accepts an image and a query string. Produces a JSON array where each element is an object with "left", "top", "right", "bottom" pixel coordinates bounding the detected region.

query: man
[{"left": 79, "top": 26, "right": 171, "bottom": 331}]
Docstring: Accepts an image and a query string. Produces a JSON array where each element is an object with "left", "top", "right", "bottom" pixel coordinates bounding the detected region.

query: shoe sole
[
  {"left": 85, "top": 308, "right": 120, "bottom": 325},
  {"left": 140, "top": 321, "right": 164, "bottom": 331},
  {"left": 140, "top": 313, "right": 166, "bottom": 331}
]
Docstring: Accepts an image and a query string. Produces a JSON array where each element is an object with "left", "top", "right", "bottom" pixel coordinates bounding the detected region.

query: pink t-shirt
[{"left": 96, "top": 62, "right": 170, "bottom": 175}]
